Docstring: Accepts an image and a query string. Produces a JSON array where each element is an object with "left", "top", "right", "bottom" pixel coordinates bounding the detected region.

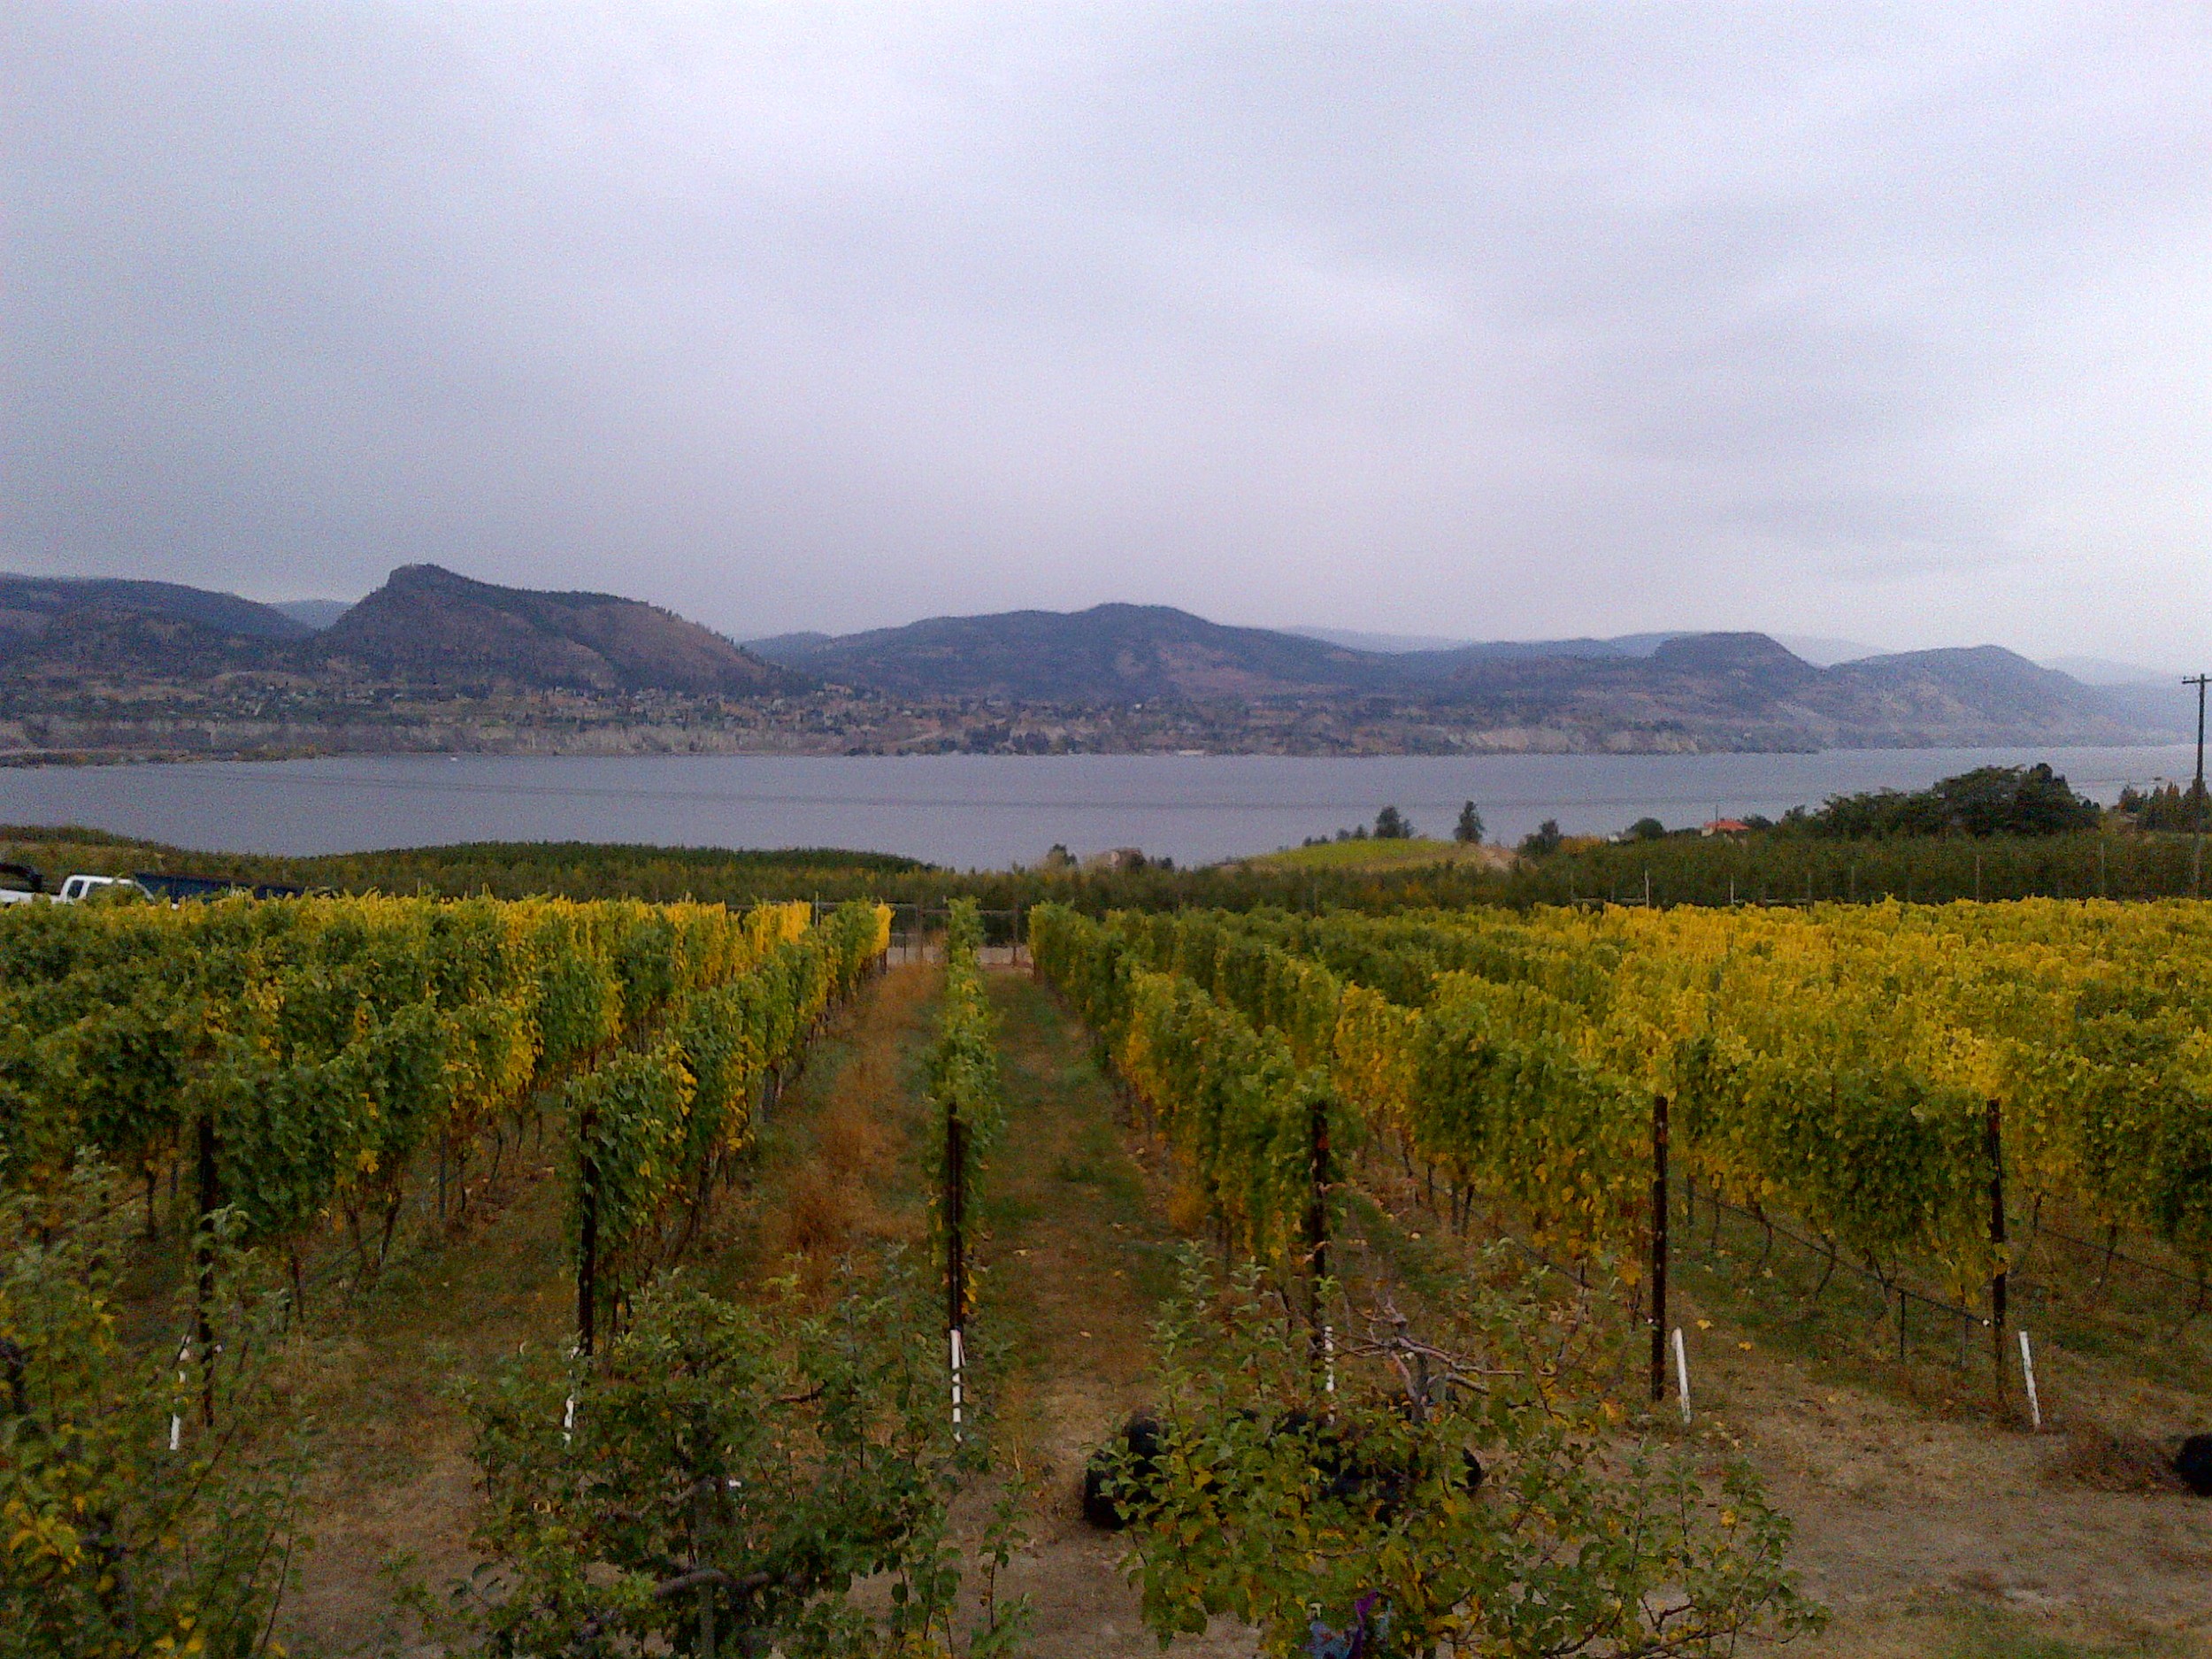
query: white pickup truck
[
  {"left": 57, "top": 873, "right": 150, "bottom": 902},
  {"left": 0, "top": 869, "right": 152, "bottom": 904}
]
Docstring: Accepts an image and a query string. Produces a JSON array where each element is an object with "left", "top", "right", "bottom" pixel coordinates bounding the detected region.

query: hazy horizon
[
  {"left": 5, "top": 4, "right": 2205, "bottom": 668},
  {"left": 12, "top": 561, "right": 2198, "bottom": 681}
]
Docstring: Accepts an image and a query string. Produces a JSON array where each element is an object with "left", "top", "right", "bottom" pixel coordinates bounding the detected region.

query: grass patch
[
  {"left": 975, "top": 972, "right": 1176, "bottom": 1377},
  {"left": 1939, "top": 1605, "right": 2190, "bottom": 1658},
  {"left": 1232, "top": 836, "right": 1494, "bottom": 873}
]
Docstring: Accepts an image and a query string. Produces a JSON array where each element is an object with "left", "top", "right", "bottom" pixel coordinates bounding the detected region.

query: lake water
[{"left": 0, "top": 747, "right": 2193, "bottom": 869}]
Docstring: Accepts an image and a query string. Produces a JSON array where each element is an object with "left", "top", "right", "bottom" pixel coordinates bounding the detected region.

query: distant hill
[
  {"left": 0, "top": 604, "right": 286, "bottom": 680},
  {"left": 1292, "top": 624, "right": 1888, "bottom": 668},
  {"left": 1290, "top": 626, "right": 1477, "bottom": 654},
  {"left": 273, "top": 598, "right": 355, "bottom": 631},
  {"left": 2042, "top": 654, "right": 2179, "bottom": 687},
  {"left": 1287, "top": 626, "right": 1651, "bottom": 660},
  {"left": 753, "top": 603, "right": 1373, "bottom": 702},
  {"left": 2072, "top": 679, "right": 2197, "bottom": 741},
  {"left": 0, "top": 574, "right": 311, "bottom": 643},
  {"left": 749, "top": 604, "right": 2176, "bottom": 748},
  {"left": 313, "top": 565, "right": 801, "bottom": 695}
]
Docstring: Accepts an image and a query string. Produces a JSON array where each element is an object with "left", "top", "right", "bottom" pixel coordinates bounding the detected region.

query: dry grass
[
  {"left": 752, "top": 964, "right": 933, "bottom": 1299},
  {"left": 2042, "top": 1424, "right": 2189, "bottom": 1494},
  {"left": 772, "top": 1091, "right": 896, "bottom": 1269},
  {"left": 1164, "top": 1170, "right": 1211, "bottom": 1236}
]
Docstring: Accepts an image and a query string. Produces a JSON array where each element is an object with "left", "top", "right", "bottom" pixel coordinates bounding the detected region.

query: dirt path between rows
[
  {"left": 1721, "top": 1351, "right": 2212, "bottom": 1656},
  {"left": 271, "top": 1143, "right": 575, "bottom": 1653},
  {"left": 972, "top": 970, "right": 1255, "bottom": 1657}
]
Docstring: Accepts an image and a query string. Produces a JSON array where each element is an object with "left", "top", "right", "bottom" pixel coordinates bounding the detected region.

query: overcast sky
[{"left": 4, "top": 4, "right": 2206, "bottom": 666}]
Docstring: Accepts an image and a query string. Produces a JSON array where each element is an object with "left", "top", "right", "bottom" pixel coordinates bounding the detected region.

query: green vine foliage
[
  {"left": 929, "top": 900, "right": 1005, "bottom": 1188},
  {"left": 0, "top": 1165, "right": 307, "bottom": 1659},
  {"left": 565, "top": 902, "right": 893, "bottom": 1326},
  {"left": 0, "top": 895, "right": 841, "bottom": 1266},
  {"left": 1031, "top": 905, "right": 1345, "bottom": 1265},
  {"left": 1109, "top": 1252, "right": 1824, "bottom": 1658},
  {"left": 443, "top": 1267, "right": 1026, "bottom": 1658},
  {"left": 1062, "top": 900, "right": 2212, "bottom": 1293},
  {"left": 0, "top": 895, "right": 896, "bottom": 1651}
]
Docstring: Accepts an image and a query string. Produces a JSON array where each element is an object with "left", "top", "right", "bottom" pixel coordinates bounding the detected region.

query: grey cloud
[{"left": 3, "top": 2, "right": 2204, "bottom": 663}]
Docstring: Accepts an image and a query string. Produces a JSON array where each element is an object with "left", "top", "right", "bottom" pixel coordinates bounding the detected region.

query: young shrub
[
  {"left": 444, "top": 1267, "right": 1029, "bottom": 1657},
  {"left": 1108, "top": 1250, "right": 1825, "bottom": 1658},
  {"left": 0, "top": 1164, "right": 307, "bottom": 1655}
]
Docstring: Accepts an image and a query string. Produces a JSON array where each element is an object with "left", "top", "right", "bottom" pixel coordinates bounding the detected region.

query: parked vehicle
[
  {"left": 133, "top": 871, "right": 305, "bottom": 903},
  {"left": 0, "top": 866, "right": 303, "bottom": 906},
  {"left": 56, "top": 873, "right": 150, "bottom": 902}
]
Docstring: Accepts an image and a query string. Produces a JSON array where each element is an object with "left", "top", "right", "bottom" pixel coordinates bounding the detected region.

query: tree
[
  {"left": 2119, "top": 781, "right": 2206, "bottom": 833},
  {"left": 1626, "top": 817, "right": 1667, "bottom": 842},
  {"left": 1452, "top": 802, "right": 1485, "bottom": 845},
  {"left": 1518, "top": 819, "right": 1563, "bottom": 858},
  {"left": 1803, "top": 764, "right": 2101, "bottom": 839},
  {"left": 1373, "top": 807, "right": 1411, "bottom": 841}
]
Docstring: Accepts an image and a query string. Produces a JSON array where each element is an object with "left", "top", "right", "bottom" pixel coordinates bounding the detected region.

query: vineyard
[
  {"left": 1, "top": 879, "right": 2208, "bottom": 1655},
  {"left": 1031, "top": 898, "right": 2212, "bottom": 1382},
  {"left": 0, "top": 888, "right": 899, "bottom": 1652}
]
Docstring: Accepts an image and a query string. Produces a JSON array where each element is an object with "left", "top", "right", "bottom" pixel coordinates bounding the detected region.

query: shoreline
[{"left": 0, "top": 733, "right": 2184, "bottom": 770}]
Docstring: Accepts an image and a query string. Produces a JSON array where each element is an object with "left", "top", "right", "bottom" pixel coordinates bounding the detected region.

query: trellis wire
[{"left": 1679, "top": 1182, "right": 1992, "bottom": 1371}]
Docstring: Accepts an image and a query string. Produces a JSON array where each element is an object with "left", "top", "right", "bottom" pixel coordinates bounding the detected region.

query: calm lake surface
[{"left": 0, "top": 747, "right": 2193, "bottom": 868}]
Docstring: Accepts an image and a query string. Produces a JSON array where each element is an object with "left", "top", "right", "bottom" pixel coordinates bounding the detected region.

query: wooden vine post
[
  {"left": 945, "top": 1101, "right": 966, "bottom": 1439},
  {"left": 577, "top": 1109, "right": 599, "bottom": 1356},
  {"left": 1649, "top": 1094, "right": 1670, "bottom": 1407},
  {"left": 194, "top": 1110, "right": 219, "bottom": 1427},
  {"left": 1986, "top": 1100, "right": 2008, "bottom": 1405},
  {"left": 1305, "top": 1086, "right": 1333, "bottom": 1365},
  {"left": 694, "top": 1473, "right": 718, "bottom": 1659}
]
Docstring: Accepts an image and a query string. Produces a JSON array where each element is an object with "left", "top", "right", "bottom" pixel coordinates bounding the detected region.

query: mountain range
[
  {"left": 746, "top": 603, "right": 2184, "bottom": 749},
  {"left": 0, "top": 566, "right": 2191, "bottom": 759}
]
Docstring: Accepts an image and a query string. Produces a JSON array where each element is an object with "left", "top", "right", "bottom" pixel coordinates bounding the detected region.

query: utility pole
[{"left": 2188, "top": 674, "right": 2208, "bottom": 897}]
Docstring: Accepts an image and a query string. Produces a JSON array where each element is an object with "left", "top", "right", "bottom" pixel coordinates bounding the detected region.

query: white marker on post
[
  {"left": 1672, "top": 1326, "right": 1691, "bottom": 1424},
  {"left": 2018, "top": 1330, "right": 2041, "bottom": 1431},
  {"left": 949, "top": 1327, "right": 965, "bottom": 1441},
  {"left": 169, "top": 1333, "right": 191, "bottom": 1452}
]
